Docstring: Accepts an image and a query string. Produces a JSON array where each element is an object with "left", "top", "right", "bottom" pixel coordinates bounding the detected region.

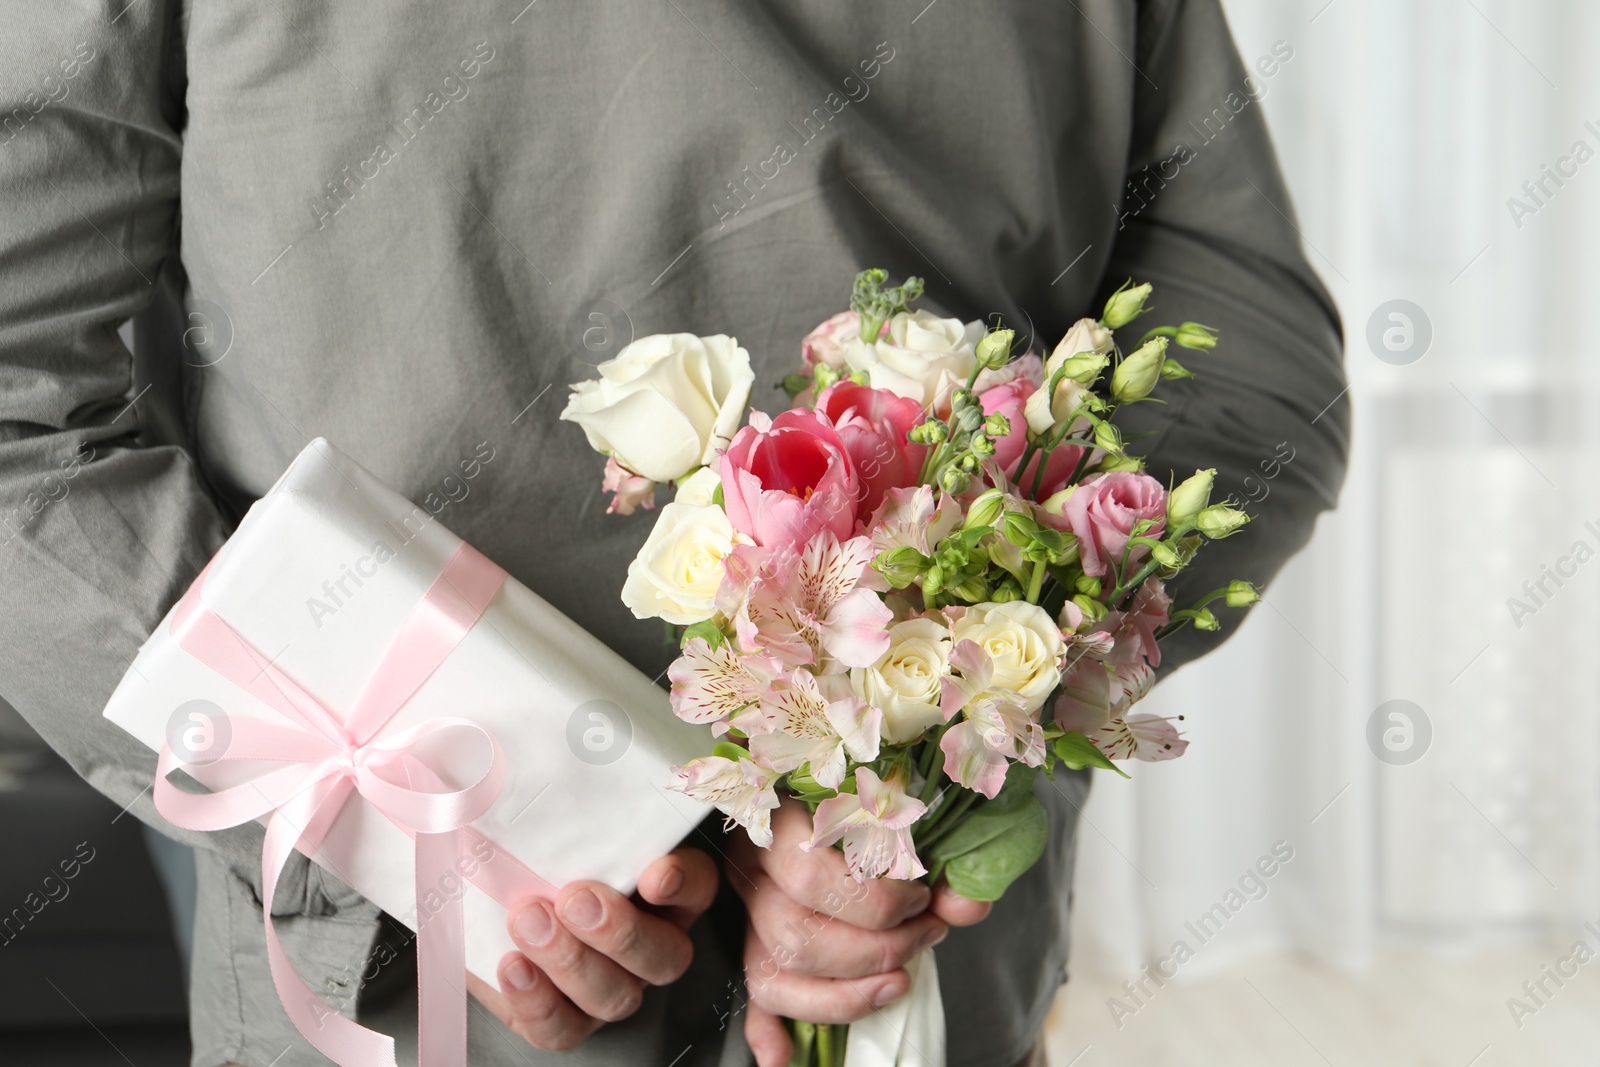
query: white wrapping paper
[{"left": 102, "top": 439, "right": 712, "bottom": 990}]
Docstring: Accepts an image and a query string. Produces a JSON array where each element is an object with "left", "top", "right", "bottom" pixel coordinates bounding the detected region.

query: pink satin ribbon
[{"left": 153, "top": 541, "right": 556, "bottom": 1067}]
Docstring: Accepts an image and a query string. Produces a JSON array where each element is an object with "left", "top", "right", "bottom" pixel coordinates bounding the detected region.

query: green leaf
[
  {"left": 940, "top": 797, "right": 1050, "bottom": 902},
  {"left": 1054, "top": 732, "right": 1131, "bottom": 778},
  {"left": 711, "top": 482, "right": 725, "bottom": 509},
  {"left": 712, "top": 741, "right": 750, "bottom": 763},
  {"left": 928, "top": 766, "right": 1040, "bottom": 863},
  {"left": 681, "top": 619, "right": 725, "bottom": 650}
]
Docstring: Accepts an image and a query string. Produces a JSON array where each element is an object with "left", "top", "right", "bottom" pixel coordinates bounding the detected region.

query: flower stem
[
  {"left": 915, "top": 789, "right": 980, "bottom": 853},
  {"left": 1026, "top": 559, "right": 1047, "bottom": 604},
  {"left": 1011, "top": 441, "right": 1039, "bottom": 485}
]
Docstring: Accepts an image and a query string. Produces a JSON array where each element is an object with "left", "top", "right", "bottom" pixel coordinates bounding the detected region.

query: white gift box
[{"left": 102, "top": 438, "right": 712, "bottom": 990}]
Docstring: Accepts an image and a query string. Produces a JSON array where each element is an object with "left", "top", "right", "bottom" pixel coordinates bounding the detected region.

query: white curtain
[{"left": 1071, "top": 0, "right": 1600, "bottom": 980}]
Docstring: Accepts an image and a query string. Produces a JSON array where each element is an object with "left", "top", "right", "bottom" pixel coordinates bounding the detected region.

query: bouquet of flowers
[{"left": 562, "top": 270, "right": 1255, "bottom": 1066}]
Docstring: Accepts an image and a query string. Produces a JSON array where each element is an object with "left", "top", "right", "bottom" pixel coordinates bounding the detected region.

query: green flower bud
[
  {"left": 924, "top": 562, "right": 946, "bottom": 593},
  {"left": 939, "top": 467, "right": 970, "bottom": 495},
  {"left": 1098, "top": 453, "right": 1144, "bottom": 473},
  {"left": 1074, "top": 574, "right": 1102, "bottom": 597},
  {"left": 984, "top": 412, "right": 1012, "bottom": 438},
  {"left": 1149, "top": 541, "right": 1183, "bottom": 569},
  {"left": 1167, "top": 468, "right": 1215, "bottom": 527},
  {"left": 1175, "top": 322, "right": 1220, "bottom": 351},
  {"left": 1111, "top": 336, "right": 1168, "bottom": 402},
  {"left": 1093, "top": 420, "right": 1124, "bottom": 454},
  {"left": 1191, "top": 606, "right": 1220, "bottom": 631},
  {"left": 1196, "top": 503, "right": 1250, "bottom": 539},
  {"left": 908, "top": 418, "right": 948, "bottom": 446},
  {"left": 1001, "top": 510, "right": 1038, "bottom": 547},
  {"left": 965, "top": 487, "right": 1006, "bottom": 530},
  {"left": 1225, "top": 580, "right": 1260, "bottom": 607},
  {"left": 975, "top": 328, "right": 1015, "bottom": 369},
  {"left": 1058, "top": 351, "right": 1110, "bottom": 385},
  {"left": 970, "top": 434, "right": 996, "bottom": 458},
  {"left": 1073, "top": 593, "right": 1108, "bottom": 623},
  {"left": 847, "top": 370, "right": 869, "bottom": 386},
  {"left": 953, "top": 575, "right": 989, "bottom": 603},
  {"left": 813, "top": 364, "right": 843, "bottom": 392},
  {"left": 1102, "top": 281, "right": 1153, "bottom": 329},
  {"left": 990, "top": 577, "right": 1025, "bottom": 603},
  {"left": 958, "top": 454, "right": 980, "bottom": 473},
  {"left": 955, "top": 404, "right": 984, "bottom": 434},
  {"left": 874, "top": 546, "right": 927, "bottom": 589},
  {"left": 1160, "top": 357, "right": 1195, "bottom": 381}
]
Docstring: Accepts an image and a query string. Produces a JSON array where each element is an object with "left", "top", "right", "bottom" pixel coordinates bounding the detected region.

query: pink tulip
[
  {"left": 719, "top": 409, "right": 862, "bottom": 550},
  {"left": 815, "top": 381, "right": 928, "bottom": 517}
]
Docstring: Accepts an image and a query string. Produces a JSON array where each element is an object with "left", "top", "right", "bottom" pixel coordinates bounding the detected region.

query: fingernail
[
  {"left": 562, "top": 888, "right": 604, "bottom": 929},
  {"left": 656, "top": 865, "right": 684, "bottom": 900},
  {"left": 505, "top": 958, "right": 537, "bottom": 991},
  {"left": 514, "top": 902, "right": 556, "bottom": 947},
  {"left": 872, "top": 979, "right": 905, "bottom": 1007}
]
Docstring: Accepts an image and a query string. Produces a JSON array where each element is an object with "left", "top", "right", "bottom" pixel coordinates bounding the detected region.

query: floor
[{"left": 1043, "top": 948, "right": 1600, "bottom": 1067}]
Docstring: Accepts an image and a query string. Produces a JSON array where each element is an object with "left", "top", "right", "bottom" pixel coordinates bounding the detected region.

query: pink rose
[
  {"left": 815, "top": 381, "right": 927, "bottom": 516},
  {"left": 720, "top": 409, "right": 861, "bottom": 550},
  {"left": 802, "top": 311, "right": 869, "bottom": 371},
  {"left": 1059, "top": 472, "right": 1167, "bottom": 577}
]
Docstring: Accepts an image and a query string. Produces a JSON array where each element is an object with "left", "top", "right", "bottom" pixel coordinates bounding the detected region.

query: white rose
[
  {"left": 620, "top": 502, "right": 736, "bottom": 625},
  {"left": 562, "top": 333, "right": 754, "bottom": 483},
  {"left": 851, "top": 618, "right": 952, "bottom": 744},
  {"left": 674, "top": 466, "right": 722, "bottom": 508},
  {"left": 951, "top": 601, "right": 1065, "bottom": 712},
  {"left": 843, "top": 309, "right": 984, "bottom": 407}
]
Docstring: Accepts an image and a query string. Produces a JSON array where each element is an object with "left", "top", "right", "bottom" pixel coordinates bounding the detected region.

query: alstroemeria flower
[
  {"left": 747, "top": 670, "right": 881, "bottom": 789},
  {"left": 668, "top": 755, "right": 782, "bottom": 847},
  {"left": 667, "top": 638, "right": 782, "bottom": 736},
  {"left": 1087, "top": 713, "right": 1188, "bottom": 762},
  {"left": 938, "top": 640, "right": 1046, "bottom": 798},
  {"left": 601, "top": 456, "right": 656, "bottom": 515},
  {"left": 802, "top": 766, "right": 928, "bottom": 881},
  {"left": 719, "top": 409, "right": 862, "bottom": 551},
  {"left": 866, "top": 484, "right": 963, "bottom": 559},
  {"left": 735, "top": 531, "right": 894, "bottom": 671}
]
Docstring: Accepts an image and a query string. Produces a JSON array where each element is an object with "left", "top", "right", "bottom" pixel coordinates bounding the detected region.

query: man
[{"left": 0, "top": 1, "right": 1348, "bottom": 1065}]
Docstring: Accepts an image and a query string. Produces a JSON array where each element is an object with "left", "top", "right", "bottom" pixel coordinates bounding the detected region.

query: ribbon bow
[{"left": 154, "top": 542, "right": 552, "bottom": 1067}]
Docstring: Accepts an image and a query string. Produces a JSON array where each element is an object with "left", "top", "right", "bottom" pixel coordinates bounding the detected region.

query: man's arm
[{"left": 1111, "top": 0, "right": 1351, "bottom": 670}]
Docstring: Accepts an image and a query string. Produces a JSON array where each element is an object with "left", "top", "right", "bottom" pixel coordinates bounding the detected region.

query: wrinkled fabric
[{"left": 0, "top": 1, "right": 1347, "bottom": 1064}]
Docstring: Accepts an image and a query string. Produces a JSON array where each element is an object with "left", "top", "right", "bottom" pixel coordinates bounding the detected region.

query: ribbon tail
[
  {"left": 263, "top": 778, "right": 398, "bottom": 1067},
  {"left": 415, "top": 830, "right": 469, "bottom": 1067},
  {"left": 840, "top": 947, "right": 946, "bottom": 1067}
]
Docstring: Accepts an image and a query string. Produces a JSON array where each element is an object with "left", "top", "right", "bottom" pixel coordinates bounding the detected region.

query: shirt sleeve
[
  {"left": 0, "top": 3, "right": 380, "bottom": 1057},
  {"left": 1106, "top": 0, "right": 1351, "bottom": 673}
]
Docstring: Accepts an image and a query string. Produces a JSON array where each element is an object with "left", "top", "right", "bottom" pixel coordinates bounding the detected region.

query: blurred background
[
  {"left": 4, "top": 1, "right": 1597, "bottom": 1065},
  {"left": 1048, "top": 1, "right": 1600, "bottom": 1065}
]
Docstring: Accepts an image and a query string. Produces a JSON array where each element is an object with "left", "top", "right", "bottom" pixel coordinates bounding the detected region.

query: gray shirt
[{"left": 0, "top": 1, "right": 1348, "bottom": 1064}]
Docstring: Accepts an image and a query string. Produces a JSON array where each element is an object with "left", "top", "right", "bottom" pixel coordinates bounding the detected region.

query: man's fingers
[
  {"left": 931, "top": 881, "right": 993, "bottom": 927},
  {"left": 637, "top": 846, "right": 720, "bottom": 929},
  {"left": 508, "top": 897, "right": 648, "bottom": 1021},
  {"left": 745, "top": 1003, "right": 794, "bottom": 1067},
  {"left": 742, "top": 799, "right": 930, "bottom": 930},
  {"left": 470, "top": 959, "right": 598, "bottom": 1052},
  {"left": 550, "top": 880, "right": 695, "bottom": 986},
  {"left": 743, "top": 870, "right": 947, "bottom": 978},
  {"left": 744, "top": 928, "right": 910, "bottom": 1024}
]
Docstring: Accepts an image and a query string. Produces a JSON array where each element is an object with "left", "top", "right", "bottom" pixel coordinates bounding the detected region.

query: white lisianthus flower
[
  {"left": 950, "top": 601, "right": 1065, "bottom": 713},
  {"left": 842, "top": 309, "right": 984, "bottom": 408},
  {"left": 851, "top": 617, "right": 952, "bottom": 744},
  {"left": 561, "top": 333, "right": 755, "bottom": 484},
  {"left": 673, "top": 466, "right": 722, "bottom": 508},
  {"left": 620, "top": 502, "right": 738, "bottom": 625}
]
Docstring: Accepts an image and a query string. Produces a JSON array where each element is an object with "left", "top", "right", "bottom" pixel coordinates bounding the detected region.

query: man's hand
[
  {"left": 468, "top": 846, "right": 718, "bottom": 1051},
  {"left": 732, "top": 798, "right": 991, "bottom": 1067}
]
